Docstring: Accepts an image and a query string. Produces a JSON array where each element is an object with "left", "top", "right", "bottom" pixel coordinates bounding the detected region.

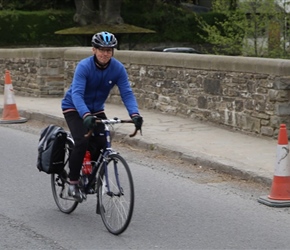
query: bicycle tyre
[
  {"left": 51, "top": 139, "right": 78, "bottom": 214},
  {"left": 97, "top": 153, "right": 134, "bottom": 235}
]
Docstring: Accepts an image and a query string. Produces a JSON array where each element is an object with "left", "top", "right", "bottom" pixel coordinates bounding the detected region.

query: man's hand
[
  {"left": 83, "top": 115, "right": 96, "bottom": 130},
  {"left": 131, "top": 115, "right": 143, "bottom": 130}
]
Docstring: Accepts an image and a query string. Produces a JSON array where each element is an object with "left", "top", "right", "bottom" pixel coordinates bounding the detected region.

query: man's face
[{"left": 93, "top": 47, "right": 113, "bottom": 65}]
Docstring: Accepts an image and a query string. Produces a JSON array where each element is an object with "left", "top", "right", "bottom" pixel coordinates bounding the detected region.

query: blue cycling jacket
[{"left": 61, "top": 56, "right": 139, "bottom": 118}]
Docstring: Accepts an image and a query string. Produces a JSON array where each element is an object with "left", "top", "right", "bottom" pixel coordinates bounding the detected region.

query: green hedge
[
  {"left": 122, "top": 3, "right": 206, "bottom": 44},
  {"left": 0, "top": 10, "right": 75, "bottom": 47},
  {"left": 0, "top": 5, "right": 225, "bottom": 47},
  {"left": 121, "top": 2, "right": 227, "bottom": 45}
]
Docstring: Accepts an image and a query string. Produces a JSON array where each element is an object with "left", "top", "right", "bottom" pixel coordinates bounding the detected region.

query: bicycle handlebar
[{"left": 84, "top": 118, "right": 140, "bottom": 138}]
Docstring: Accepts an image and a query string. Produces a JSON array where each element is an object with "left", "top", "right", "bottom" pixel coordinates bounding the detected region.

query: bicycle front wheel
[
  {"left": 97, "top": 153, "right": 134, "bottom": 235},
  {"left": 51, "top": 140, "right": 78, "bottom": 214}
]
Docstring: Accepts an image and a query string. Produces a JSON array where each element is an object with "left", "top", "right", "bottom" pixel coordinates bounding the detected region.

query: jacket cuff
[{"left": 82, "top": 113, "right": 91, "bottom": 119}]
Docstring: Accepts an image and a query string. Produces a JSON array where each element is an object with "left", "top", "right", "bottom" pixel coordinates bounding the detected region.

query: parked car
[{"left": 151, "top": 46, "right": 202, "bottom": 54}]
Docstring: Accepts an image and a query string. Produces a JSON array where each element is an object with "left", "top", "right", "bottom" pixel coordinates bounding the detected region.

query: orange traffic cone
[
  {"left": 258, "top": 124, "right": 290, "bottom": 207},
  {"left": 0, "top": 70, "right": 27, "bottom": 124}
]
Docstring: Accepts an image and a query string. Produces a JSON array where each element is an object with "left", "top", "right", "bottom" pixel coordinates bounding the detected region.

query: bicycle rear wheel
[
  {"left": 97, "top": 153, "right": 134, "bottom": 235},
  {"left": 51, "top": 140, "right": 78, "bottom": 213}
]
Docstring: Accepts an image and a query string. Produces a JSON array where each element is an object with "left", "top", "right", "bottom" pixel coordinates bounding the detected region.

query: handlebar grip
[
  {"left": 129, "top": 128, "right": 138, "bottom": 137},
  {"left": 122, "top": 120, "right": 140, "bottom": 137}
]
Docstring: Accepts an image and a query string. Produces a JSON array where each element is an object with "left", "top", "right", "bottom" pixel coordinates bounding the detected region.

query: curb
[{"left": 8, "top": 109, "right": 272, "bottom": 186}]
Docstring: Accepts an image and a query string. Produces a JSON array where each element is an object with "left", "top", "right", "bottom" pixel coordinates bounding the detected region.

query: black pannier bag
[{"left": 37, "top": 124, "right": 68, "bottom": 174}]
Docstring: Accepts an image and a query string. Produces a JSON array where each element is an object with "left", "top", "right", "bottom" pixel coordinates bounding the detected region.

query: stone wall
[
  {"left": 1, "top": 47, "right": 290, "bottom": 138},
  {"left": 0, "top": 48, "right": 66, "bottom": 97}
]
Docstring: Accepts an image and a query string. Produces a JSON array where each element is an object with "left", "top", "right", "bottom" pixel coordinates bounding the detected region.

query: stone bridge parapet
[{"left": 1, "top": 47, "right": 290, "bottom": 138}]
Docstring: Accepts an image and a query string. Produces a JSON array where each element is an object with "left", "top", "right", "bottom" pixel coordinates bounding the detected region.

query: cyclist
[{"left": 61, "top": 31, "right": 143, "bottom": 202}]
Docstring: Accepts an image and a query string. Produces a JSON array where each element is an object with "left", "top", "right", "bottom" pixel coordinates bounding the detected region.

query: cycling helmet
[{"left": 91, "top": 31, "right": 118, "bottom": 48}]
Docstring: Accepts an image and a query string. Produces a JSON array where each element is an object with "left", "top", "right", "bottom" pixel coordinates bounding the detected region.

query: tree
[
  {"left": 240, "top": 0, "right": 280, "bottom": 57},
  {"left": 73, "top": 0, "right": 124, "bottom": 26},
  {"left": 196, "top": 0, "right": 246, "bottom": 55},
  {"left": 98, "top": 0, "right": 124, "bottom": 24},
  {"left": 196, "top": 0, "right": 287, "bottom": 58},
  {"left": 73, "top": 0, "right": 97, "bottom": 25}
]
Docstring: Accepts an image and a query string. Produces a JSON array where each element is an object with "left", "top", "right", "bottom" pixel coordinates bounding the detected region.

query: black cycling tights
[{"left": 64, "top": 111, "right": 106, "bottom": 182}]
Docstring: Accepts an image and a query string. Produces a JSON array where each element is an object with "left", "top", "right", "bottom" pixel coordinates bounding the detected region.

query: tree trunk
[
  {"left": 73, "top": 0, "right": 98, "bottom": 26},
  {"left": 98, "top": 0, "right": 124, "bottom": 24}
]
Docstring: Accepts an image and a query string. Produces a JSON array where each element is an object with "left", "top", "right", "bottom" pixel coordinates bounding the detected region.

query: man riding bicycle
[{"left": 61, "top": 31, "right": 143, "bottom": 202}]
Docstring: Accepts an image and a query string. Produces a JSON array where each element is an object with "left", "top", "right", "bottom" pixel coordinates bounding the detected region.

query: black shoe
[{"left": 68, "top": 184, "right": 83, "bottom": 203}]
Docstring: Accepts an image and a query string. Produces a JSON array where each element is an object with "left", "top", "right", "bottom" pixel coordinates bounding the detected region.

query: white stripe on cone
[{"left": 4, "top": 84, "right": 16, "bottom": 105}]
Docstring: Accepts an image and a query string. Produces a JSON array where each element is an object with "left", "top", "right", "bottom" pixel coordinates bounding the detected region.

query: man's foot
[{"left": 68, "top": 184, "right": 83, "bottom": 203}]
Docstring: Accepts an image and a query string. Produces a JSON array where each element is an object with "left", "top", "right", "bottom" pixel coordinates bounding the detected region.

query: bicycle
[{"left": 51, "top": 117, "right": 139, "bottom": 235}]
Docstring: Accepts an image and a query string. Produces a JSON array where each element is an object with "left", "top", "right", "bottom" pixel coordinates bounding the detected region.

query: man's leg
[{"left": 64, "top": 111, "right": 88, "bottom": 202}]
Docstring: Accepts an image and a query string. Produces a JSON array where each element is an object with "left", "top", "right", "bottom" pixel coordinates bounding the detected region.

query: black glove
[
  {"left": 131, "top": 115, "right": 143, "bottom": 130},
  {"left": 83, "top": 115, "right": 96, "bottom": 130}
]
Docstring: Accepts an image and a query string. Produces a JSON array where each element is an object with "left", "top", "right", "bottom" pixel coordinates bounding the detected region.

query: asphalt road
[{"left": 1, "top": 121, "right": 290, "bottom": 250}]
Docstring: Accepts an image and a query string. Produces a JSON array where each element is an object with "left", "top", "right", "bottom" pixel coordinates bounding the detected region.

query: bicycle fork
[
  {"left": 96, "top": 157, "right": 123, "bottom": 214},
  {"left": 105, "top": 159, "right": 123, "bottom": 197}
]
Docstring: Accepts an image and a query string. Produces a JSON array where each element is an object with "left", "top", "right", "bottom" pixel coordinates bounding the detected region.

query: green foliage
[
  {"left": 239, "top": 0, "right": 282, "bottom": 57},
  {"left": 196, "top": 0, "right": 290, "bottom": 58},
  {"left": 0, "top": 10, "right": 75, "bottom": 46},
  {"left": 196, "top": 6, "right": 246, "bottom": 55},
  {"left": 0, "top": 1, "right": 207, "bottom": 47},
  {"left": 212, "top": 0, "right": 238, "bottom": 11},
  {"left": 122, "top": 1, "right": 204, "bottom": 44},
  {"left": 1, "top": 0, "right": 289, "bottom": 58}
]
